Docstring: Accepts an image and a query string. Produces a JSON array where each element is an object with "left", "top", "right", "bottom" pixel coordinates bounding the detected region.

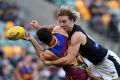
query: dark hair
[
  {"left": 36, "top": 28, "right": 53, "bottom": 45},
  {"left": 0, "top": 50, "right": 4, "bottom": 59}
]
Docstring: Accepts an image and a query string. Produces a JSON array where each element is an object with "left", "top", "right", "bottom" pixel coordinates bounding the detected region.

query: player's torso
[{"left": 19, "top": 64, "right": 33, "bottom": 80}]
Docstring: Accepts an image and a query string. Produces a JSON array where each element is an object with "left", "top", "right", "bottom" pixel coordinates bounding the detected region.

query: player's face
[{"left": 58, "top": 16, "right": 74, "bottom": 32}]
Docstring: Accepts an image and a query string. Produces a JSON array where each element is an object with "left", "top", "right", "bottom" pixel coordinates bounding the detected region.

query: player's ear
[{"left": 71, "top": 19, "right": 74, "bottom": 23}]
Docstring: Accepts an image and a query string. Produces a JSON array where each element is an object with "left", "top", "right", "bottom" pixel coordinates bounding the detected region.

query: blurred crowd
[
  {"left": 0, "top": 0, "right": 66, "bottom": 80},
  {"left": 0, "top": 0, "right": 120, "bottom": 80},
  {"left": 0, "top": 47, "right": 66, "bottom": 80}
]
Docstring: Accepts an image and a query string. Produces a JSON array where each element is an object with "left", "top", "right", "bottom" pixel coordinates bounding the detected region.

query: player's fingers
[
  {"left": 32, "top": 20, "right": 38, "bottom": 25},
  {"left": 30, "top": 20, "right": 36, "bottom": 27},
  {"left": 24, "top": 32, "right": 29, "bottom": 38},
  {"left": 27, "top": 33, "right": 30, "bottom": 37},
  {"left": 32, "top": 20, "right": 37, "bottom": 23},
  {"left": 47, "top": 24, "right": 55, "bottom": 30},
  {"left": 30, "top": 23, "right": 35, "bottom": 27}
]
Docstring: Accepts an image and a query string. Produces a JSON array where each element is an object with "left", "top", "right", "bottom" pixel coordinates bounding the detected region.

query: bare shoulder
[
  {"left": 71, "top": 32, "right": 85, "bottom": 39},
  {"left": 53, "top": 26, "right": 63, "bottom": 31},
  {"left": 71, "top": 32, "right": 86, "bottom": 45},
  {"left": 52, "top": 26, "right": 68, "bottom": 37}
]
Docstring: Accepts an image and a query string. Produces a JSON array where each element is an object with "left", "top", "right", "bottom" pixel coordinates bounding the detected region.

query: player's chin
[{"left": 62, "top": 27, "right": 68, "bottom": 32}]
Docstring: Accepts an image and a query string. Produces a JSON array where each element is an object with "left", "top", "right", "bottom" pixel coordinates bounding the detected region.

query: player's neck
[
  {"left": 49, "top": 36, "right": 57, "bottom": 48},
  {"left": 68, "top": 23, "right": 74, "bottom": 33}
]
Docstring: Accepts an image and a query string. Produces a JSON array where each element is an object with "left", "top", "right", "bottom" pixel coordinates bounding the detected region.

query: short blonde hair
[{"left": 57, "top": 5, "right": 80, "bottom": 22}]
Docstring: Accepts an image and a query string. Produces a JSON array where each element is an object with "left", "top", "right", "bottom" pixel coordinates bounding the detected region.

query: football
[{"left": 5, "top": 26, "right": 26, "bottom": 40}]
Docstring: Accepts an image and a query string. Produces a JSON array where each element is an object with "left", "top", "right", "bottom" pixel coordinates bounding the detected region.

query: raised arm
[
  {"left": 22, "top": 33, "right": 45, "bottom": 60},
  {"left": 22, "top": 33, "right": 58, "bottom": 61},
  {"left": 30, "top": 20, "right": 56, "bottom": 31},
  {"left": 44, "top": 32, "right": 86, "bottom": 66}
]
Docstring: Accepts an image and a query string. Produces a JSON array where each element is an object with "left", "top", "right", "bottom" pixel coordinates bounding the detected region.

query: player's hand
[
  {"left": 30, "top": 20, "right": 39, "bottom": 30},
  {"left": 47, "top": 24, "right": 55, "bottom": 31},
  {"left": 22, "top": 33, "right": 33, "bottom": 41},
  {"left": 44, "top": 61, "right": 52, "bottom": 66},
  {"left": 39, "top": 53, "right": 45, "bottom": 61},
  {"left": 85, "top": 67, "right": 92, "bottom": 77}
]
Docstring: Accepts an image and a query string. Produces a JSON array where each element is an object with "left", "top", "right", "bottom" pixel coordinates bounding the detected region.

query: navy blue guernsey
[{"left": 69, "top": 24, "right": 108, "bottom": 65}]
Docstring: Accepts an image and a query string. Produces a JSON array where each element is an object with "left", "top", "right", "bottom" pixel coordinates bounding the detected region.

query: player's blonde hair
[{"left": 57, "top": 5, "right": 80, "bottom": 22}]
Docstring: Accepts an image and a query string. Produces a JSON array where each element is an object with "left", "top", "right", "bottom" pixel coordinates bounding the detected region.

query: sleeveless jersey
[
  {"left": 69, "top": 24, "right": 108, "bottom": 64},
  {"left": 19, "top": 63, "right": 33, "bottom": 80}
]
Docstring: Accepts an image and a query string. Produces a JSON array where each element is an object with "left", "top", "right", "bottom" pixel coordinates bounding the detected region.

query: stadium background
[{"left": 0, "top": 0, "right": 120, "bottom": 80}]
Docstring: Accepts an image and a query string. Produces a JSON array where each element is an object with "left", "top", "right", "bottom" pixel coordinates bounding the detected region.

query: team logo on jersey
[{"left": 94, "top": 42, "right": 100, "bottom": 49}]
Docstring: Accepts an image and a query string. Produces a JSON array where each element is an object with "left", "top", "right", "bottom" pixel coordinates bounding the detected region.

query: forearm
[
  {"left": 50, "top": 56, "right": 72, "bottom": 66},
  {"left": 35, "top": 25, "right": 47, "bottom": 31},
  {"left": 30, "top": 37, "right": 44, "bottom": 59},
  {"left": 36, "top": 25, "right": 55, "bottom": 31},
  {"left": 48, "top": 48, "right": 78, "bottom": 66},
  {"left": 31, "top": 20, "right": 56, "bottom": 31}
]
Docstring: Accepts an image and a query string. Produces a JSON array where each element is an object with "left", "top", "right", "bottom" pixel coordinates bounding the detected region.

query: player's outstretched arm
[
  {"left": 22, "top": 33, "right": 45, "bottom": 60},
  {"left": 22, "top": 33, "right": 58, "bottom": 62}
]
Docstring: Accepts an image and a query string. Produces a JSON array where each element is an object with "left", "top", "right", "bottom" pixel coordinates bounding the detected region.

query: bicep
[{"left": 67, "top": 33, "right": 82, "bottom": 59}]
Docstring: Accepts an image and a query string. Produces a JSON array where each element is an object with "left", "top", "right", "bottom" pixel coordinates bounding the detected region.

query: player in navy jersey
[{"left": 39, "top": 5, "right": 120, "bottom": 80}]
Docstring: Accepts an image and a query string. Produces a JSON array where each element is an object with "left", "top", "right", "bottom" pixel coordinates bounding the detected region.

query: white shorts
[{"left": 83, "top": 50, "right": 120, "bottom": 80}]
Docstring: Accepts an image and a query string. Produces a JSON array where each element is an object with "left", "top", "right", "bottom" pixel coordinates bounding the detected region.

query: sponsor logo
[{"left": 94, "top": 42, "right": 100, "bottom": 48}]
